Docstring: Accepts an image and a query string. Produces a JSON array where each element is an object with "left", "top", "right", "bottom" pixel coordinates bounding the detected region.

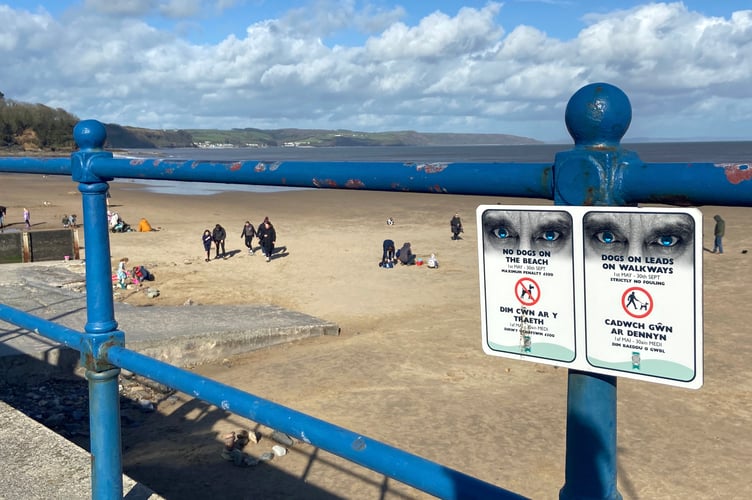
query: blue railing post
[
  {"left": 555, "top": 83, "right": 634, "bottom": 500},
  {"left": 71, "top": 120, "right": 125, "bottom": 500}
]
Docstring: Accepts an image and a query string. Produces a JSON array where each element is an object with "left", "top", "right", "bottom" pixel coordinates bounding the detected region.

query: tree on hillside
[{"left": 0, "top": 97, "right": 78, "bottom": 150}]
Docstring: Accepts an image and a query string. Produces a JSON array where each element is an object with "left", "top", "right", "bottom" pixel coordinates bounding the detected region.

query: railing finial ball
[
  {"left": 565, "top": 82, "right": 631, "bottom": 147},
  {"left": 73, "top": 119, "right": 107, "bottom": 151}
]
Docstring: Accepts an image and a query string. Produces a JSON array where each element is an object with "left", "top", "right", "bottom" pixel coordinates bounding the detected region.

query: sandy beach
[{"left": 1, "top": 171, "right": 752, "bottom": 499}]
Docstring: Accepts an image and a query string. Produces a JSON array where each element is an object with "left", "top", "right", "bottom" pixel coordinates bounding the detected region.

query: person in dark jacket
[
  {"left": 212, "top": 223, "right": 227, "bottom": 259},
  {"left": 396, "top": 242, "right": 415, "bottom": 265},
  {"left": 713, "top": 214, "right": 725, "bottom": 254},
  {"left": 450, "top": 213, "right": 463, "bottom": 240},
  {"left": 240, "top": 221, "right": 257, "bottom": 255},
  {"left": 131, "top": 265, "right": 154, "bottom": 284},
  {"left": 381, "top": 239, "right": 396, "bottom": 266},
  {"left": 257, "top": 217, "right": 276, "bottom": 262}
]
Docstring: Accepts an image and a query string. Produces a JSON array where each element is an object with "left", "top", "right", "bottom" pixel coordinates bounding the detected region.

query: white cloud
[
  {"left": 83, "top": 0, "right": 156, "bottom": 16},
  {"left": 1, "top": 2, "right": 752, "bottom": 140},
  {"left": 160, "top": 0, "right": 203, "bottom": 18},
  {"left": 365, "top": 3, "right": 502, "bottom": 60}
]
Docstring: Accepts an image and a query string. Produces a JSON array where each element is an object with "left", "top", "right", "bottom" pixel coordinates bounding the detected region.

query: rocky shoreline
[{"left": 0, "top": 369, "right": 175, "bottom": 451}]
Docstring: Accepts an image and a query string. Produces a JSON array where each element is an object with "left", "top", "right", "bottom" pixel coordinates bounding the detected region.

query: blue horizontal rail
[
  {"left": 2, "top": 155, "right": 554, "bottom": 199},
  {"left": 5, "top": 154, "right": 751, "bottom": 206},
  {"left": 0, "top": 157, "right": 70, "bottom": 175},
  {"left": 623, "top": 161, "right": 752, "bottom": 206},
  {"left": 107, "top": 345, "right": 525, "bottom": 500},
  {"left": 0, "top": 303, "right": 525, "bottom": 500}
]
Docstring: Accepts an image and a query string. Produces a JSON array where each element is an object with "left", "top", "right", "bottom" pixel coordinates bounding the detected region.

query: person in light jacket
[{"left": 240, "top": 221, "right": 257, "bottom": 255}]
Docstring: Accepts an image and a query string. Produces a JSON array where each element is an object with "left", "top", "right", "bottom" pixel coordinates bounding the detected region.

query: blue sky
[{"left": 2, "top": 1, "right": 752, "bottom": 142}]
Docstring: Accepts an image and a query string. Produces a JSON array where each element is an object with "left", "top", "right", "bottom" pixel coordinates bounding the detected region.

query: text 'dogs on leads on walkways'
[
  {"left": 477, "top": 207, "right": 576, "bottom": 364},
  {"left": 583, "top": 209, "right": 703, "bottom": 388},
  {"left": 476, "top": 205, "right": 703, "bottom": 390}
]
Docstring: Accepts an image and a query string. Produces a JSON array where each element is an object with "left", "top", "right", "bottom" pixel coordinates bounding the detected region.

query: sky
[{"left": 1, "top": 1, "right": 752, "bottom": 143}]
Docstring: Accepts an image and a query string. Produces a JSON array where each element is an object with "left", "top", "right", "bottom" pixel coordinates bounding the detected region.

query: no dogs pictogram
[
  {"left": 515, "top": 277, "right": 540, "bottom": 306},
  {"left": 622, "top": 287, "right": 653, "bottom": 318}
]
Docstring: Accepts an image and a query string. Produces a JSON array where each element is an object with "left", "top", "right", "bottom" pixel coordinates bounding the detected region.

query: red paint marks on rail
[
  {"left": 416, "top": 162, "right": 448, "bottom": 173},
  {"left": 312, "top": 178, "right": 338, "bottom": 188},
  {"left": 719, "top": 163, "right": 752, "bottom": 184}
]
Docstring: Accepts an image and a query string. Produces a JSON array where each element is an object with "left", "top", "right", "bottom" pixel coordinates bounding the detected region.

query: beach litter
[{"left": 271, "top": 430, "right": 294, "bottom": 446}]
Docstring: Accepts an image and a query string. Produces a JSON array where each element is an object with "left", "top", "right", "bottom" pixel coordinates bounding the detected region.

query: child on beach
[
  {"left": 23, "top": 207, "right": 30, "bottom": 229},
  {"left": 202, "top": 229, "right": 213, "bottom": 262},
  {"left": 116, "top": 257, "right": 129, "bottom": 289}
]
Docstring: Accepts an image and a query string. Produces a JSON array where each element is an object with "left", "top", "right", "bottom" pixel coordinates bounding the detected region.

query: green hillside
[
  {"left": 1, "top": 91, "right": 542, "bottom": 151},
  {"left": 186, "top": 128, "right": 542, "bottom": 147}
]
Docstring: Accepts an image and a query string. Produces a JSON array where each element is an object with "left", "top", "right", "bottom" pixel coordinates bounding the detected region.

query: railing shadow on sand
[{"left": 1, "top": 81, "right": 751, "bottom": 500}]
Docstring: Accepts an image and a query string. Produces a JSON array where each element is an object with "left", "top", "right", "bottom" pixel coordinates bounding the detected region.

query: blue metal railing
[{"left": 1, "top": 82, "right": 750, "bottom": 499}]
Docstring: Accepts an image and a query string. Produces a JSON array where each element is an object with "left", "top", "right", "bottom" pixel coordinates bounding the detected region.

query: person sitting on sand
[
  {"left": 131, "top": 265, "right": 154, "bottom": 284},
  {"left": 396, "top": 242, "right": 415, "bottom": 265},
  {"left": 137, "top": 217, "right": 155, "bottom": 232}
]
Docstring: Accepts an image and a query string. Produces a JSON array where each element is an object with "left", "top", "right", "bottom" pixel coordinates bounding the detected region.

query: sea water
[{"left": 117, "top": 141, "right": 752, "bottom": 195}]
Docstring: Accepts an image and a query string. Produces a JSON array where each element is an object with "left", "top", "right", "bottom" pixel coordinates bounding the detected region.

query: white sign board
[{"left": 477, "top": 205, "right": 703, "bottom": 389}]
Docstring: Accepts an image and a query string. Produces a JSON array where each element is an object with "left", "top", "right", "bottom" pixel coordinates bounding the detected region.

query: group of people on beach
[
  {"left": 114, "top": 257, "right": 155, "bottom": 289},
  {"left": 0, "top": 206, "right": 31, "bottom": 230},
  {"left": 379, "top": 212, "right": 464, "bottom": 268},
  {"left": 202, "top": 216, "right": 277, "bottom": 262}
]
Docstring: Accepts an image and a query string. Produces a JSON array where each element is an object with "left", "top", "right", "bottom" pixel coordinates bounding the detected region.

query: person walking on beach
[
  {"left": 212, "top": 223, "right": 227, "bottom": 259},
  {"left": 713, "top": 214, "right": 725, "bottom": 254},
  {"left": 0, "top": 205, "right": 6, "bottom": 229},
  {"left": 257, "top": 217, "right": 276, "bottom": 262},
  {"left": 450, "top": 213, "right": 463, "bottom": 240},
  {"left": 202, "top": 229, "right": 213, "bottom": 262},
  {"left": 23, "top": 207, "right": 30, "bottom": 229},
  {"left": 240, "top": 221, "right": 257, "bottom": 255}
]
